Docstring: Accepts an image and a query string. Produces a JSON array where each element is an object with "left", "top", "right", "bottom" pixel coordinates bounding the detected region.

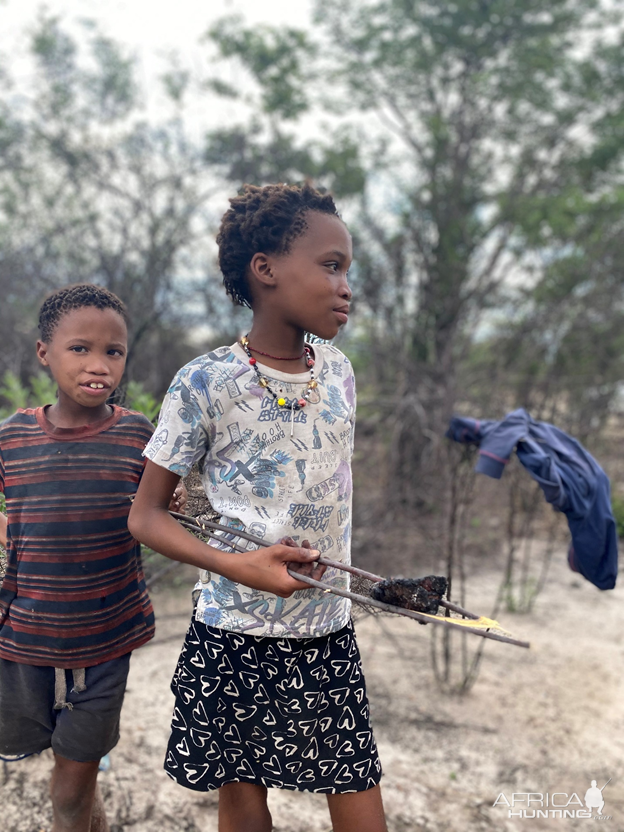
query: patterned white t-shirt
[{"left": 144, "top": 342, "right": 355, "bottom": 638}]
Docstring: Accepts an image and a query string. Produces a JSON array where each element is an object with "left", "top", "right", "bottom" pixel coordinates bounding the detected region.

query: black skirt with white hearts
[{"left": 164, "top": 618, "right": 382, "bottom": 793}]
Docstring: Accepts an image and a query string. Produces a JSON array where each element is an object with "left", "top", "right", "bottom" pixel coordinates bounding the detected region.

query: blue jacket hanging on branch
[{"left": 446, "top": 408, "right": 618, "bottom": 591}]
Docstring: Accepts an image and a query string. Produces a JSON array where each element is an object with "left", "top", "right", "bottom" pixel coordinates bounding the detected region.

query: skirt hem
[{"left": 165, "top": 769, "right": 382, "bottom": 794}]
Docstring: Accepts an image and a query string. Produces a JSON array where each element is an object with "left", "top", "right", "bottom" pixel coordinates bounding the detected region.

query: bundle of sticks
[{"left": 169, "top": 511, "right": 530, "bottom": 649}]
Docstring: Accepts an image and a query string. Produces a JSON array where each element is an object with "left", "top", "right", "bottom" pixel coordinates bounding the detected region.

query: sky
[
  {"left": 2, "top": 0, "right": 312, "bottom": 53},
  {"left": 1, "top": 0, "right": 313, "bottom": 125}
]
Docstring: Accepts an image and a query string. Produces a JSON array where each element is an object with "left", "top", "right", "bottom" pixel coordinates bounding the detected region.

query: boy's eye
[
  {"left": 109, "top": 349, "right": 125, "bottom": 357},
  {"left": 70, "top": 346, "right": 87, "bottom": 353},
  {"left": 326, "top": 262, "right": 339, "bottom": 271}
]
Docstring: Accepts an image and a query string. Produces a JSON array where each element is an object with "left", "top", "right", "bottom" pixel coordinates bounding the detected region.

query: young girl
[{"left": 129, "top": 183, "right": 387, "bottom": 832}]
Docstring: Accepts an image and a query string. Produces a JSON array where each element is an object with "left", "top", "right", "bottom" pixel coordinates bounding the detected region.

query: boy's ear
[
  {"left": 249, "top": 253, "right": 276, "bottom": 288},
  {"left": 36, "top": 340, "right": 50, "bottom": 367}
]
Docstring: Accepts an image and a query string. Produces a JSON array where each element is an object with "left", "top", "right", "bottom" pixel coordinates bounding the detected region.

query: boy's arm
[
  {"left": 128, "top": 460, "right": 323, "bottom": 598},
  {"left": 0, "top": 511, "right": 6, "bottom": 549}
]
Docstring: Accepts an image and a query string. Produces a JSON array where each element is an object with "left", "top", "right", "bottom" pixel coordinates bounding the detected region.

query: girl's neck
[{"left": 245, "top": 324, "right": 308, "bottom": 374}]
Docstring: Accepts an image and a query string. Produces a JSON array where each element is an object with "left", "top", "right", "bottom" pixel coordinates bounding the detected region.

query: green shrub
[
  {"left": 612, "top": 494, "right": 624, "bottom": 540},
  {"left": 0, "top": 372, "right": 161, "bottom": 424},
  {"left": 123, "top": 381, "right": 161, "bottom": 424},
  {"left": 0, "top": 371, "right": 57, "bottom": 420}
]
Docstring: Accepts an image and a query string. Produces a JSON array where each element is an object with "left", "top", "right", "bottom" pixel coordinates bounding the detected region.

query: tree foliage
[
  {"left": 203, "top": 0, "right": 624, "bottom": 500},
  {"left": 0, "top": 14, "right": 228, "bottom": 395}
]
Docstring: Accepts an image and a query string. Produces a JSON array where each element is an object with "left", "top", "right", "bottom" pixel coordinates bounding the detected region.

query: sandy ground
[{"left": 2, "top": 549, "right": 623, "bottom": 832}]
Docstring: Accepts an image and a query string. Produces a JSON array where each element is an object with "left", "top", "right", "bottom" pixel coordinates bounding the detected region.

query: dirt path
[{"left": 2, "top": 551, "right": 623, "bottom": 831}]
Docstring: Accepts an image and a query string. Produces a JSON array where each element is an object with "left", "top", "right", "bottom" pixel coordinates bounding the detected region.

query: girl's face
[{"left": 261, "top": 212, "right": 353, "bottom": 340}]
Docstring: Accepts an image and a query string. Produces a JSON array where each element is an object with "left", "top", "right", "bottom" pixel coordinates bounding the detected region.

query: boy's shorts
[{"left": 0, "top": 653, "right": 131, "bottom": 762}]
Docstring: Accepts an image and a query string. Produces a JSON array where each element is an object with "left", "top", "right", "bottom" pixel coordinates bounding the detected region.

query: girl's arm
[
  {"left": 128, "top": 460, "right": 322, "bottom": 598},
  {"left": 0, "top": 511, "right": 6, "bottom": 549}
]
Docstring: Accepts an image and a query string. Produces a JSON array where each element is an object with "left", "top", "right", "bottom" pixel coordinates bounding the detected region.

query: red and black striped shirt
[{"left": 0, "top": 406, "right": 155, "bottom": 668}]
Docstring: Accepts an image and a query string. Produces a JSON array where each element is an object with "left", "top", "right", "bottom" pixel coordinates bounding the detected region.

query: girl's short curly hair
[
  {"left": 217, "top": 183, "right": 340, "bottom": 307},
  {"left": 38, "top": 284, "right": 128, "bottom": 342}
]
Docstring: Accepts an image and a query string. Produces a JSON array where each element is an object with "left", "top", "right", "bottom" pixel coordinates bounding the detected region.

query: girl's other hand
[
  {"left": 279, "top": 536, "right": 326, "bottom": 581},
  {"left": 168, "top": 482, "right": 188, "bottom": 514}
]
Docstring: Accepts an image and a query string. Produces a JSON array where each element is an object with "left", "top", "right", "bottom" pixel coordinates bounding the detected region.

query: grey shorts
[{"left": 0, "top": 654, "right": 131, "bottom": 763}]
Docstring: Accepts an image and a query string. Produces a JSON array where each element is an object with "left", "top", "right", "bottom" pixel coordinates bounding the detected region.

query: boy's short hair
[
  {"left": 217, "top": 183, "right": 339, "bottom": 308},
  {"left": 38, "top": 284, "right": 128, "bottom": 342}
]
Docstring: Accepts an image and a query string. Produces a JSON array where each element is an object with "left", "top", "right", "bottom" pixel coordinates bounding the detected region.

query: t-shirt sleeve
[
  {"left": 138, "top": 413, "right": 156, "bottom": 435},
  {"left": 143, "top": 365, "right": 211, "bottom": 477},
  {"left": 127, "top": 412, "right": 155, "bottom": 473},
  {"left": 342, "top": 356, "right": 357, "bottom": 456}
]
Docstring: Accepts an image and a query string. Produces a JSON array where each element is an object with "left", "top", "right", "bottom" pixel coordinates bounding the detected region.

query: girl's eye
[
  {"left": 70, "top": 346, "right": 87, "bottom": 353},
  {"left": 109, "top": 349, "right": 125, "bottom": 357},
  {"left": 326, "top": 262, "right": 339, "bottom": 272}
]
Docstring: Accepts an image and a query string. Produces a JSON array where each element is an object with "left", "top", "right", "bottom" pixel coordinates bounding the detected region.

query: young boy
[{"left": 0, "top": 284, "right": 184, "bottom": 832}]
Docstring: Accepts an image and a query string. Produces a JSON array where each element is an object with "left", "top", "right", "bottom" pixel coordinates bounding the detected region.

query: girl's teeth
[{"left": 89, "top": 383, "right": 104, "bottom": 389}]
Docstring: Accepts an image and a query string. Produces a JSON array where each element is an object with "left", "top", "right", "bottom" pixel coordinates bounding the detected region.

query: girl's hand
[
  {"left": 227, "top": 542, "right": 324, "bottom": 598},
  {"left": 168, "top": 482, "right": 188, "bottom": 514}
]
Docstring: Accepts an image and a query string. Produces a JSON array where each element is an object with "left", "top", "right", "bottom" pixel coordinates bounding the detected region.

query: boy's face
[{"left": 36, "top": 306, "right": 128, "bottom": 413}]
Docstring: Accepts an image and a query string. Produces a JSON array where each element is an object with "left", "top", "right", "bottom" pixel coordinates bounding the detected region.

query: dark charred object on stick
[
  {"left": 371, "top": 575, "right": 448, "bottom": 614},
  {"left": 163, "top": 509, "right": 530, "bottom": 648}
]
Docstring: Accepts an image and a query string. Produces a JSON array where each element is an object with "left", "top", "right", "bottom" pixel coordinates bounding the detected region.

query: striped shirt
[{"left": 0, "top": 406, "right": 155, "bottom": 668}]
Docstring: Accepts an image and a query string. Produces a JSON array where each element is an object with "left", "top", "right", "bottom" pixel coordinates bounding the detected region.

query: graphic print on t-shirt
[{"left": 145, "top": 343, "right": 356, "bottom": 638}]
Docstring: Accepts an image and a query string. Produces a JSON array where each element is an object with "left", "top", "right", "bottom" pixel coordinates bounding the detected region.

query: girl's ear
[
  {"left": 249, "top": 253, "right": 276, "bottom": 288},
  {"left": 36, "top": 340, "right": 50, "bottom": 367}
]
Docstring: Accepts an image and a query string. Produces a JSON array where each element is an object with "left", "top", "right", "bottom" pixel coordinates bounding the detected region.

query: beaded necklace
[
  {"left": 247, "top": 344, "right": 306, "bottom": 361},
  {"left": 240, "top": 335, "right": 321, "bottom": 433}
]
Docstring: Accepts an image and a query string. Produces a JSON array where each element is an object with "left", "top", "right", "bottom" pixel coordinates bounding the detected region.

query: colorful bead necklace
[{"left": 240, "top": 335, "right": 321, "bottom": 431}]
